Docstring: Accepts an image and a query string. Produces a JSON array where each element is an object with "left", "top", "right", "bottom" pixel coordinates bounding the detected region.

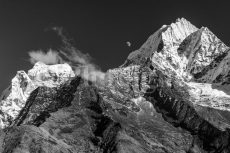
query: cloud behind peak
[
  {"left": 28, "top": 49, "right": 62, "bottom": 65},
  {"left": 28, "top": 26, "right": 106, "bottom": 83}
]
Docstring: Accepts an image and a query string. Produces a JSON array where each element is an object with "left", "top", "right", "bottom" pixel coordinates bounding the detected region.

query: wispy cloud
[
  {"left": 28, "top": 26, "right": 106, "bottom": 83},
  {"left": 28, "top": 49, "right": 62, "bottom": 64},
  {"left": 53, "top": 26, "right": 91, "bottom": 65}
]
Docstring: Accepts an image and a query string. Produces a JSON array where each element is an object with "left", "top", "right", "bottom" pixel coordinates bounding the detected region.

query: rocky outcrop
[{"left": 144, "top": 74, "right": 230, "bottom": 152}]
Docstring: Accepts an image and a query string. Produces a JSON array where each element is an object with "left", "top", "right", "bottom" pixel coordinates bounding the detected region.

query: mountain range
[{"left": 0, "top": 18, "right": 230, "bottom": 153}]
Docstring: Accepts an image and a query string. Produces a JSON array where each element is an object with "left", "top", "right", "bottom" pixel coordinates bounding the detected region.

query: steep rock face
[
  {"left": 105, "top": 18, "right": 230, "bottom": 152},
  {"left": 0, "top": 77, "right": 122, "bottom": 153},
  {"left": 1, "top": 76, "right": 196, "bottom": 153},
  {"left": 0, "top": 62, "right": 75, "bottom": 128},
  {"left": 123, "top": 18, "right": 230, "bottom": 112},
  {"left": 179, "top": 27, "right": 229, "bottom": 82},
  {"left": 144, "top": 72, "right": 230, "bottom": 152}
]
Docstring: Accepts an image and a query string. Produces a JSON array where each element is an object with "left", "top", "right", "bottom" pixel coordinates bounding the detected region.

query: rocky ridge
[{"left": 1, "top": 18, "right": 230, "bottom": 152}]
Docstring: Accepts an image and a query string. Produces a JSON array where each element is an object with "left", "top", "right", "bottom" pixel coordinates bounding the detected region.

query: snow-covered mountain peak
[
  {"left": 125, "top": 17, "right": 198, "bottom": 66},
  {"left": 163, "top": 17, "right": 198, "bottom": 45},
  {"left": 125, "top": 18, "right": 228, "bottom": 81},
  {"left": 119, "top": 18, "right": 230, "bottom": 114},
  {"left": 0, "top": 62, "right": 75, "bottom": 128},
  {"left": 28, "top": 62, "right": 75, "bottom": 87}
]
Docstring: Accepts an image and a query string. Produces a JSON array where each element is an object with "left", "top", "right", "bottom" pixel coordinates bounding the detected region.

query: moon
[{"left": 126, "top": 41, "right": 131, "bottom": 47}]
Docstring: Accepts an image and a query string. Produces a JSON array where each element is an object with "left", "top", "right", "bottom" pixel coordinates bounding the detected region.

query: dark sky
[{"left": 0, "top": 0, "right": 230, "bottom": 92}]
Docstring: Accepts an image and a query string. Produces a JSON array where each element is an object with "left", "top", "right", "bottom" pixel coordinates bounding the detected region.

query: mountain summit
[
  {"left": 0, "top": 62, "right": 74, "bottom": 128},
  {"left": 1, "top": 18, "right": 230, "bottom": 153}
]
